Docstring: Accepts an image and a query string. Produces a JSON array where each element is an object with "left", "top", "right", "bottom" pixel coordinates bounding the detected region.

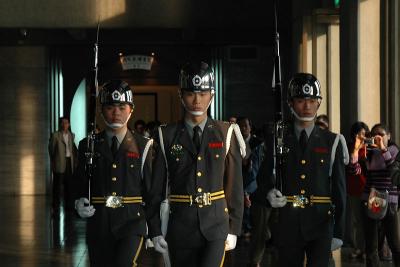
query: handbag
[{"left": 366, "top": 187, "right": 389, "bottom": 220}]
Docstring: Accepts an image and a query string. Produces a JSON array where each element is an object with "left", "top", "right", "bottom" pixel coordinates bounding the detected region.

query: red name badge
[
  {"left": 127, "top": 152, "right": 140, "bottom": 159},
  {"left": 209, "top": 142, "right": 224, "bottom": 148},
  {"left": 313, "top": 147, "right": 329, "bottom": 153}
]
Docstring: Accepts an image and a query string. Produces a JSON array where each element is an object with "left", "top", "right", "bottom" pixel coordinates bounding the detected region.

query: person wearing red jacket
[{"left": 346, "top": 121, "right": 369, "bottom": 260}]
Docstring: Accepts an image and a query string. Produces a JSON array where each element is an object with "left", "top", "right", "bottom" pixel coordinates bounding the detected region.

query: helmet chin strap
[
  {"left": 290, "top": 107, "right": 316, "bottom": 122},
  {"left": 180, "top": 91, "right": 214, "bottom": 117},
  {"left": 101, "top": 113, "right": 132, "bottom": 129}
]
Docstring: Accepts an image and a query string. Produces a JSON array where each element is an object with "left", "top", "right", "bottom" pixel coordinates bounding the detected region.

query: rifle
[
  {"left": 271, "top": 0, "right": 288, "bottom": 191},
  {"left": 85, "top": 22, "right": 100, "bottom": 204}
]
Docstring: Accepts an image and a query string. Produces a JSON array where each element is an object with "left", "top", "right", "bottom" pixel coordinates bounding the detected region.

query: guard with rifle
[
  {"left": 264, "top": 73, "right": 346, "bottom": 267},
  {"left": 73, "top": 80, "right": 156, "bottom": 267},
  {"left": 149, "top": 61, "right": 246, "bottom": 267}
]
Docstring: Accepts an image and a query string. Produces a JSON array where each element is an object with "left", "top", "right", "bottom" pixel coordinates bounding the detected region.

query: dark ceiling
[{"left": 0, "top": 0, "right": 292, "bottom": 47}]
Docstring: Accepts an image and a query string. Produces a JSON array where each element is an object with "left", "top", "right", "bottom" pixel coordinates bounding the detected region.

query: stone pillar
[
  {"left": 358, "top": 0, "right": 381, "bottom": 128},
  {"left": 327, "top": 24, "right": 341, "bottom": 133},
  {"left": 313, "top": 21, "right": 328, "bottom": 117},
  {"left": 340, "top": 0, "right": 359, "bottom": 139},
  {"left": 0, "top": 46, "right": 49, "bottom": 195},
  {"left": 387, "top": 0, "right": 400, "bottom": 144}
]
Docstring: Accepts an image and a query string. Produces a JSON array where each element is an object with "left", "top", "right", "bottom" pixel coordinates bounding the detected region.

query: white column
[
  {"left": 328, "top": 24, "right": 341, "bottom": 133},
  {"left": 313, "top": 23, "right": 328, "bottom": 116},
  {"left": 358, "top": 0, "right": 381, "bottom": 127}
]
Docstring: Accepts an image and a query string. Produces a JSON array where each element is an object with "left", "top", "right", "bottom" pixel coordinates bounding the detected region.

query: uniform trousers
[
  {"left": 169, "top": 231, "right": 225, "bottom": 267},
  {"left": 88, "top": 227, "right": 143, "bottom": 267},
  {"left": 248, "top": 202, "right": 272, "bottom": 264},
  {"left": 278, "top": 234, "right": 331, "bottom": 267}
]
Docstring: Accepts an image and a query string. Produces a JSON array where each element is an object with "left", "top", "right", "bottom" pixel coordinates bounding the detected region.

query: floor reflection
[{"left": 0, "top": 195, "right": 396, "bottom": 267}]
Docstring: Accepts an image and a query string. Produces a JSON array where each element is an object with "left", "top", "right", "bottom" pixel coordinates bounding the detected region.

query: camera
[{"left": 364, "top": 138, "right": 375, "bottom": 145}]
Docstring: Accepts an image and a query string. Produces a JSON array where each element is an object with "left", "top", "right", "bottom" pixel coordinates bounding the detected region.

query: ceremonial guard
[
  {"left": 265, "top": 73, "right": 346, "bottom": 267},
  {"left": 74, "top": 80, "right": 156, "bottom": 267},
  {"left": 149, "top": 62, "right": 246, "bottom": 267}
]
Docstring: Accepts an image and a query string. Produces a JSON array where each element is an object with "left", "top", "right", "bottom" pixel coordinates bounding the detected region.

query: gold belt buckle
[
  {"left": 194, "top": 192, "right": 211, "bottom": 207},
  {"left": 292, "top": 195, "right": 309, "bottom": 208},
  {"left": 105, "top": 196, "right": 123, "bottom": 208}
]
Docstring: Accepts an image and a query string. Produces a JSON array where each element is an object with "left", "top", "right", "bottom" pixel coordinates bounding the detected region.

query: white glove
[
  {"left": 145, "top": 238, "right": 154, "bottom": 249},
  {"left": 75, "top": 198, "right": 95, "bottom": 218},
  {"left": 152, "top": 235, "right": 168, "bottom": 254},
  {"left": 331, "top": 238, "right": 343, "bottom": 251},
  {"left": 267, "top": 189, "right": 287, "bottom": 208},
  {"left": 225, "top": 234, "right": 237, "bottom": 251}
]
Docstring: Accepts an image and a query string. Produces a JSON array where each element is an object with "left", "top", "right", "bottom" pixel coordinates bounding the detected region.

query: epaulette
[{"left": 214, "top": 120, "right": 231, "bottom": 131}]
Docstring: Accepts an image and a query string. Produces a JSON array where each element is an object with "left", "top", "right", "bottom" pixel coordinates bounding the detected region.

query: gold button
[
  {"left": 197, "top": 171, "right": 202, "bottom": 177},
  {"left": 130, "top": 164, "right": 134, "bottom": 168},
  {"left": 112, "top": 177, "right": 117, "bottom": 181},
  {"left": 198, "top": 156, "right": 202, "bottom": 161},
  {"left": 300, "top": 189, "right": 305, "bottom": 194},
  {"left": 301, "top": 160, "right": 306, "bottom": 164},
  {"left": 300, "top": 174, "right": 306, "bottom": 179},
  {"left": 176, "top": 158, "right": 180, "bottom": 162},
  {"left": 197, "top": 188, "right": 203, "bottom": 193},
  {"left": 215, "top": 154, "right": 220, "bottom": 158},
  {"left": 224, "top": 208, "right": 228, "bottom": 213},
  {"left": 112, "top": 164, "right": 117, "bottom": 168},
  {"left": 112, "top": 192, "right": 117, "bottom": 196},
  {"left": 321, "top": 159, "right": 324, "bottom": 163}
]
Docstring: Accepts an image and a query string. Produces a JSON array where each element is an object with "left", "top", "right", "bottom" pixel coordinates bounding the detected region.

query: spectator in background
[
  {"left": 229, "top": 116, "right": 237, "bottom": 124},
  {"left": 346, "top": 121, "right": 369, "bottom": 260},
  {"left": 146, "top": 120, "right": 161, "bottom": 138},
  {"left": 134, "top": 119, "right": 147, "bottom": 136},
  {"left": 237, "top": 117, "right": 262, "bottom": 237},
  {"left": 48, "top": 117, "right": 77, "bottom": 211},
  {"left": 316, "top": 114, "right": 329, "bottom": 130},
  {"left": 247, "top": 123, "right": 275, "bottom": 267}
]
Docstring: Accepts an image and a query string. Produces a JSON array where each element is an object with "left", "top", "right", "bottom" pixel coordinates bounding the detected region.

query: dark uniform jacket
[
  {"left": 148, "top": 118, "right": 244, "bottom": 247},
  {"left": 264, "top": 125, "right": 346, "bottom": 245},
  {"left": 75, "top": 130, "right": 156, "bottom": 240}
]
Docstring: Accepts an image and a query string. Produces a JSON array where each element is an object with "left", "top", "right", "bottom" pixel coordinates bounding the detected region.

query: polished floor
[{"left": 0, "top": 195, "right": 395, "bottom": 267}]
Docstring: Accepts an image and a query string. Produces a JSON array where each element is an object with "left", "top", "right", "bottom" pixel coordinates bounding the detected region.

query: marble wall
[{"left": 0, "top": 46, "right": 49, "bottom": 195}]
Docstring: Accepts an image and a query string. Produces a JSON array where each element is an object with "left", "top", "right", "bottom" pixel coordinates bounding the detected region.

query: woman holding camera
[{"left": 347, "top": 123, "right": 400, "bottom": 267}]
